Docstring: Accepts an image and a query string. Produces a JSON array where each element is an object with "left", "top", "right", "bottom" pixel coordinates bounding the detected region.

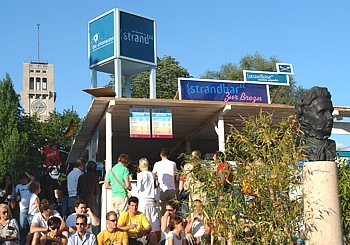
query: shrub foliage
[{"left": 185, "top": 111, "right": 304, "bottom": 244}]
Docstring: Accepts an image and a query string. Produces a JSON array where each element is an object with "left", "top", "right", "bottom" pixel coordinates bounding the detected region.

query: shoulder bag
[{"left": 110, "top": 170, "right": 132, "bottom": 198}]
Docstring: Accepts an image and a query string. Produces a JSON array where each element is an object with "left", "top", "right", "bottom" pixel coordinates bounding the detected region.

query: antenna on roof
[{"left": 37, "top": 24, "right": 40, "bottom": 62}]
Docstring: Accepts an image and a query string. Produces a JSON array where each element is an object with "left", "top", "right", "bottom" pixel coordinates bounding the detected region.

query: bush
[{"left": 185, "top": 111, "right": 304, "bottom": 244}]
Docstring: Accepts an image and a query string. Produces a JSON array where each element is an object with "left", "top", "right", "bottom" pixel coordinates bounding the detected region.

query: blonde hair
[
  {"left": 138, "top": 158, "right": 149, "bottom": 170},
  {"left": 0, "top": 204, "right": 12, "bottom": 218},
  {"left": 191, "top": 150, "right": 201, "bottom": 159}
]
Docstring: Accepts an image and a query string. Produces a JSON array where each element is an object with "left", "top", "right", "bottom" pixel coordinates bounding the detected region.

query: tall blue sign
[
  {"left": 89, "top": 11, "right": 115, "bottom": 68},
  {"left": 120, "top": 11, "right": 155, "bottom": 63},
  {"left": 88, "top": 9, "right": 157, "bottom": 73},
  {"left": 178, "top": 78, "right": 270, "bottom": 103}
]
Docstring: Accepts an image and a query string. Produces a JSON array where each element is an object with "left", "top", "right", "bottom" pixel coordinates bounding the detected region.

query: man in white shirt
[
  {"left": 15, "top": 172, "right": 35, "bottom": 245},
  {"left": 65, "top": 199, "right": 100, "bottom": 235},
  {"left": 30, "top": 199, "right": 67, "bottom": 244},
  {"left": 152, "top": 148, "right": 178, "bottom": 216},
  {"left": 67, "top": 158, "right": 86, "bottom": 214}
]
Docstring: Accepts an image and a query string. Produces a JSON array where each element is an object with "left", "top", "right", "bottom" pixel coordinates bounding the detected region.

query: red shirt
[{"left": 215, "top": 162, "right": 233, "bottom": 185}]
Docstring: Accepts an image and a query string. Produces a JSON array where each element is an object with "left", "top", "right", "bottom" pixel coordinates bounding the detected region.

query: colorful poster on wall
[
  {"left": 152, "top": 108, "right": 173, "bottom": 138},
  {"left": 129, "top": 108, "right": 151, "bottom": 138}
]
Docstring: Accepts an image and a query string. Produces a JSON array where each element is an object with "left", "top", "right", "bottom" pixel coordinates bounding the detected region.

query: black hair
[
  {"left": 47, "top": 216, "right": 61, "bottom": 228},
  {"left": 74, "top": 199, "right": 87, "bottom": 208},
  {"left": 128, "top": 196, "right": 139, "bottom": 205},
  {"left": 160, "top": 148, "right": 170, "bottom": 157},
  {"left": 86, "top": 161, "right": 97, "bottom": 173},
  {"left": 76, "top": 214, "right": 88, "bottom": 224}
]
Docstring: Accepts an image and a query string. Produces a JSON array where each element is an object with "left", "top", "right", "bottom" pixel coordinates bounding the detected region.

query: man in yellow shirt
[
  {"left": 97, "top": 211, "right": 128, "bottom": 245},
  {"left": 117, "top": 197, "right": 152, "bottom": 245}
]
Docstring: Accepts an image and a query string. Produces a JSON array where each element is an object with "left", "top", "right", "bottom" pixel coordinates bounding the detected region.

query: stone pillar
[{"left": 303, "top": 161, "right": 343, "bottom": 244}]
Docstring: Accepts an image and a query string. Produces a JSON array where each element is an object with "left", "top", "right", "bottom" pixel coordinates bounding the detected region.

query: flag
[
  {"left": 62, "top": 119, "right": 74, "bottom": 138},
  {"left": 45, "top": 147, "right": 60, "bottom": 166}
]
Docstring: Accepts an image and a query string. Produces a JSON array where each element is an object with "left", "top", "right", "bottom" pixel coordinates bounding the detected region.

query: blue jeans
[
  {"left": 60, "top": 197, "right": 69, "bottom": 220},
  {"left": 19, "top": 208, "right": 29, "bottom": 245},
  {"left": 19, "top": 208, "right": 29, "bottom": 229},
  {"left": 68, "top": 196, "right": 77, "bottom": 215}
]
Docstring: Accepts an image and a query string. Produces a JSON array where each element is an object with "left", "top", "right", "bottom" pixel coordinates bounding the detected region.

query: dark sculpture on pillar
[{"left": 295, "top": 86, "right": 336, "bottom": 161}]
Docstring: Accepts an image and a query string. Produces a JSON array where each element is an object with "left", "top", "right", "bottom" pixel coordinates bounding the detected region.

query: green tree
[
  {"left": 44, "top": 109, "right": 81, "bottom": 161},
  {"left": 0, "top": 74, "right": 28, "bottom": 179},
  {"left": 106, "top": 55, "right": 189, "bottom": 99},
  {"left": 201, "top": 52, "right": 304, "bottom": 105},
  {"left": 0, "top": 73, "right": 82, "bottom": 180},
  {"left": 19, "top": 109, "right": 82, "bottom": 173}
]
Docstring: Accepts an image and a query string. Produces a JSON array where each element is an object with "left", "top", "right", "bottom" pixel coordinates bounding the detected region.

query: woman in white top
[
  {"left": 137, "top": 158, "right": 160, "bottom": 245},
  {"left": 0, "top": 203, "right": 19, "bottom": 244},
  {"left": 165, "top": 216, "right": 186, "bottom": 245}
]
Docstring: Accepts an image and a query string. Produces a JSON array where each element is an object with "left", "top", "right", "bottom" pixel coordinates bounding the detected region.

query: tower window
[
  {"left": 42, "top": 70, "right": 46, "bottom": 73},
  {"left": 36, "top": 70, "right": 41, "bottom": 73},
  {"left": 29, "top": 77, "right": 34, "bottom": 89},
  {"left": 42, "top": 78, "right": 47, "bottom": 90},
  {"left": 36, "top": 78, "right": 41, "bottom": 90}
]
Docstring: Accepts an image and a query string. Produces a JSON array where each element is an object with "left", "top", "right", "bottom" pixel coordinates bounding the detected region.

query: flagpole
[{"left": 71, "top": 105, "right": 74, "bottom": 142}]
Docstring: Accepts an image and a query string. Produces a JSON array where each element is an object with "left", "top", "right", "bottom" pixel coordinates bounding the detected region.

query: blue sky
[{"left": 1, "top": 1, "right": 349, "bottom": 149}]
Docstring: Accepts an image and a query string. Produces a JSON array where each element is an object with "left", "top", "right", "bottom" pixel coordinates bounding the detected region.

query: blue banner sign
[
  {"left": 178, "top": 78, "right": 269, "bottom": 103},
  {"left": 89, "top": 11, "right": 115, "bottom": 67},
  {"left": 120, "top": 11, "right": 155, "bottom": 64},
  {"left": 243, "top": 70, "right": 289, "bottom": 86}
]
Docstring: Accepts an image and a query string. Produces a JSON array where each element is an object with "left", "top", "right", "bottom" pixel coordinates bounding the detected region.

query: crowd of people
[{"left": 0, "top": 148, "right": 227, "bottom": 245}]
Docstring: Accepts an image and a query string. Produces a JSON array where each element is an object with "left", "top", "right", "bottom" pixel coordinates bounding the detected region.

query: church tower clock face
[{"left": 31, "top": 100, "right": 46, "bottom": 114}]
